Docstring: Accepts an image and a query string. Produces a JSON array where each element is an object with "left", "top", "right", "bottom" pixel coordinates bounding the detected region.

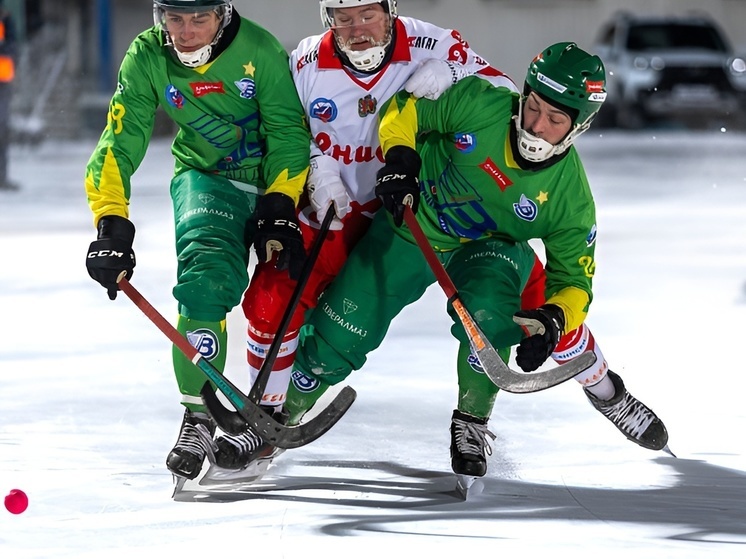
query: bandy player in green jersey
[
  {"left": 83, "top": 0, "right": 310, "bottom": 481},
  {"left": 283, "top": 42, "right": 668, "bottom": 478}
]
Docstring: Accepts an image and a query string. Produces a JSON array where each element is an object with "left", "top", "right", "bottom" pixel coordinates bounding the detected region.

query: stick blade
[
  {"left": 479, "top": 349, "right": 598, "bottom": 394},
  {"left": 202, "top": 385, "right": 357, "bottom": 450}
]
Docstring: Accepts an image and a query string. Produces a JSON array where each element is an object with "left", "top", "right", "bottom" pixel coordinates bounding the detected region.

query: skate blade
[
  {"left": 172, "top": 454, "right": 279, "bottom": 499},
  {"left": 660, "top": 444, "right": 677, "bottom": 458},
  {"left": 197, "top": 458, "right": 273, "bottom": 487},
  {"left": 455, "top": 475, "right": 485, "bottom": 500}
]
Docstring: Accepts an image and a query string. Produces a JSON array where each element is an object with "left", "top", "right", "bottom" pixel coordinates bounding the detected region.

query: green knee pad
[
  {"left": 284, "top": 370, "right": 332, "bottom": 426},
  {"left": 456, "top": 342, "right": 510, "bottom": 417},
  {"left": 173, "top": 315, "right": 227, "bottom": 412}
]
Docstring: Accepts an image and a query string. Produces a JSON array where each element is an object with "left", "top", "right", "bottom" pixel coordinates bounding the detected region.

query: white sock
[{"left": 584, "top": 374, "right": 616, "bottom": 401}]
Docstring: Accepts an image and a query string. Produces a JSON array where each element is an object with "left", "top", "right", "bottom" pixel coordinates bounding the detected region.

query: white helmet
[
  {"left": 319, "top": 0, "right": 398, "bottom": 72},
  {"left": 153, "top": 0, "right": 233, "bottom": 68}
]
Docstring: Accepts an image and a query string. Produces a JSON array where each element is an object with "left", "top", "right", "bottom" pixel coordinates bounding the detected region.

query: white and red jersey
[
  {"left": 290, "top": 16, "right": 516, "bottom": 218},
  {"left": 244, "top": 19, "right": 517, "bottom": 405}
]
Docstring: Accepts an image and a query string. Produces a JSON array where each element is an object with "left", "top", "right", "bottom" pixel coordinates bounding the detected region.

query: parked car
[{"left": 592, "top": 12, "right": 746, "bottom": 129}]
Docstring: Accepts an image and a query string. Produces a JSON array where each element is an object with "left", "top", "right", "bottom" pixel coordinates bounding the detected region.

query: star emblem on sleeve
[{"left": 243, "top": 61, "right": 256, "bottom": 76}]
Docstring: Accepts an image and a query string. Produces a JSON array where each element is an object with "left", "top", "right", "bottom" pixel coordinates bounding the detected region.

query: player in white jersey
[{"left": 212, "top": 0, "right": 516, "bottom": 469}]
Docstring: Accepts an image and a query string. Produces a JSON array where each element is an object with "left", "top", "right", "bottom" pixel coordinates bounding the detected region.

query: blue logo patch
[
  {"left": 234, "top": 78, "right": 256, "bottom": 99},
  {"left": 586, "top": 224, "right": 597, "bottom": 247},
  {"left": 454, "top": 133, "right": 476, "bottom": 153},
  {"left": 309, "top": 97, "right": 338, "bottom": 123},
  {"left": 291, "top": 370, "right": 319, "bottom": 393},
  {"left": 186, "top": 328, "right": 219, "bottom": 361},
  {"left": 513, "top": 194, "right": 538, "bottom": 222},
  {"left": 165, "top": 85, "right": 185, "bottom": 109},
  {"left": 467, "top": 352, "right": 485, "bottom": 374}
]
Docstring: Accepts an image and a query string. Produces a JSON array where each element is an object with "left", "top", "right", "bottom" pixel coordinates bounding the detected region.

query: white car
[{"left": 593, "top": 12, "right": 746, "bottom": 129}]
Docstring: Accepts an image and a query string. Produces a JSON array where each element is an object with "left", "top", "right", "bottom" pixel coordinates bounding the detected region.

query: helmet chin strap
[
  {"left": 342, "top": 45, "right": 387, "bottom": 72},
  {"left": 513, "top": 97, "right": 592, "bottom": 163},
  {"left": 335, "top": 26, "right": 392, "bottom": 73},
  {"left": 173, "top": 43, "right": 214, "bottom": 68}
]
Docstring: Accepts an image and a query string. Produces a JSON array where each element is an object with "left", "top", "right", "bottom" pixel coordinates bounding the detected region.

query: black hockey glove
[
  {"left": 86, "top": 215, "right": 136, "bottom": 301},
  {"left": 254, "top": 192, "right": 306, "bottom": 281},
  {"left": 513, "top": 304, "right": 565, "bottom": 372},
  {"left": 375, "top": 145, "right": 422, "bottom": 227}
]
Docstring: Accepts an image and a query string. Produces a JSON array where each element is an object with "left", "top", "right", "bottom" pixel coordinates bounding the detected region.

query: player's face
[
  {"left": 331, "top": 5, "right": 390, "bottom": 52},
  {"left": 163, "top": 10, "right": 221, "bottom": 52},
  {"left": 521, "top": 92, "right": 573, "bottom": 145}
]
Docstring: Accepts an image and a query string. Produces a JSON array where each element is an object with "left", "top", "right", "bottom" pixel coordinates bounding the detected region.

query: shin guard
[{"left": 173, "top": 315, "right": 228, "bottom": 411}]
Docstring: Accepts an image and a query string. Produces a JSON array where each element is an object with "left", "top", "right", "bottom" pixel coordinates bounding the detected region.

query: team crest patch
[
  {"left": 234, "top": 78, "right": 256, "bottom": 99},
  {"left": 186, "top": 328, "right": 219, "bottom": 361},
  {"left": 513, "top": 194, "right": 538, "bottom": 221},
  {"left": 310, "top": 97, "right": 338, "bottom": 123},
  {"left": 165, "top": 85, "right": 185, "bottom": 109},
  {"left": 291, "top": 370, "right": 319, "bottom": 393},
  {"left": 454, "top": 133, "right": 476, "bottom": 153},
  {"left": 358, "top": 94, "right": 377, "bottom": 117},
  {"left": 467, "top": 352, "right": 485, "bottom": 374}
]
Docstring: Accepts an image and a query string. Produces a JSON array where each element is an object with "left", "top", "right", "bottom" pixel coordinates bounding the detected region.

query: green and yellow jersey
[
  {"left": 379, "top": 77, "right": 598, "bottom": 331},
  {"left": 85, "top": 16, "right": 310, "bottom": 225}
]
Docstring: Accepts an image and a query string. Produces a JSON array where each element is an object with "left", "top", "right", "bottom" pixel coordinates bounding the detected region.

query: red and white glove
[
  {"left": 307, "top": 154, "right": 351, "bottom": 231},
  {"left": 404, "top": 59, "right": 469, "bottom": 100}
]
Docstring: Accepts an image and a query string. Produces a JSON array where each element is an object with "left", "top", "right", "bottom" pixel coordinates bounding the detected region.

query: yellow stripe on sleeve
[
  {"left": 265, "top": 166, "right": 309, "bottom": 205},
  {"left": 85, "top": 147, "right": 130, "bottom": 227},
  {"left": 546, "top": 286, "right": 590, "bottom": 334},
  {"left": 379, "top": 95, "right": 419, "bottom": 155}
]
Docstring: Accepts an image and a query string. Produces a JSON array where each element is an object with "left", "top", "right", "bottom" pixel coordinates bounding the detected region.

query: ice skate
[
  {"left": 450, "top": 409, "right": 496, "bottom": 478},
  {"left": 213, "top": 408, "right": 288, "bottom": 471},
  {"left": 585, "top": 370, "right": 668, "bottom": 451},
  {"left": 166, "top": 410, "right": 217, "bottom": 480}
]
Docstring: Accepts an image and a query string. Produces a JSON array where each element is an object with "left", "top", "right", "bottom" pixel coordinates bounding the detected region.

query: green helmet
[{"left": 524, "top": 42, "right": 606, "bottom": 126}]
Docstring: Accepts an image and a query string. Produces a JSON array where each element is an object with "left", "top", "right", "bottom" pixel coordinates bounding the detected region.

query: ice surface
[{"left": 2, "top": 130, "right": 746, "bottom": 557}]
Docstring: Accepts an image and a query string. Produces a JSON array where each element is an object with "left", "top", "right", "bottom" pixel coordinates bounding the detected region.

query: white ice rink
[{"left": 2, "top": 130, "right": 746, "bottom": 557}]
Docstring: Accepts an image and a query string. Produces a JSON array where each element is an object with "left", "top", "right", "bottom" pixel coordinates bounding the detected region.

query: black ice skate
[
  {"left": 585, "top": 370, "right": 668, "bottom": 451},
  {"left": 166, "top": 410, "right": 217, "bottom": 480},
  {"left": 450, "top": 409, "right": 496, "bottom": 477},
  {"left": 214, "top": 408, "right": 288, "bottom": 470}
]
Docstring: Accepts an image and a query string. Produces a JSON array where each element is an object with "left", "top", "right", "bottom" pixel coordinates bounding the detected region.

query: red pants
[{"left": 242, "top": 203, "right": 378, "bottom": 335}]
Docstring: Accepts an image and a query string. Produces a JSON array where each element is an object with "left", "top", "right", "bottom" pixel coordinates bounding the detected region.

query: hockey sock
[
  {"left": 455, "top": 342, "right": 507, "bottom": 418},
  {"left": 553, "top": 323, "right": 614, "bottom": 399},
  {"left": 173, "top": 315, "right": 227, "bottom": 412},
  {"left": 246, "top": 327, "right": 299, "bottom": 410},
  {"left": 283, "top": 369, "right": 331, "bottom": 426},
  {"left": 584, "top": 374, "right": 616, "bottom": 401}
]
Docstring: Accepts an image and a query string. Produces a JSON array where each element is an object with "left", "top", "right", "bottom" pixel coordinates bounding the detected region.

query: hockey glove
[
  {"left": 254, "top": 192, "right": 306, "bottom": 280},
  {"left": 404, "top": 59, "right": 470, "bottom": 100},
  {"left": 86, "top": 215, "right": 136, "bottom": 300},
  {"left": 375, "top": 145, "right": 422, "bottom": 227},
  {"left": 513, "top": 304, "right": 565, "bottom": 372},
  {"left": 307, "top": 153, "right": 351, "bottom": 231}
]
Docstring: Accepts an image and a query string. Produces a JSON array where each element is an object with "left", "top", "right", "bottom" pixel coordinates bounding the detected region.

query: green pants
[
  {"left": 169, "top": 170, "right": 259, "bottom": 410},
  {"left": 289, "top": 211, "right": 535, "bottom": 420},
  {"left": 170, "top": 169, "right": 258, "bottom": 320}
]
